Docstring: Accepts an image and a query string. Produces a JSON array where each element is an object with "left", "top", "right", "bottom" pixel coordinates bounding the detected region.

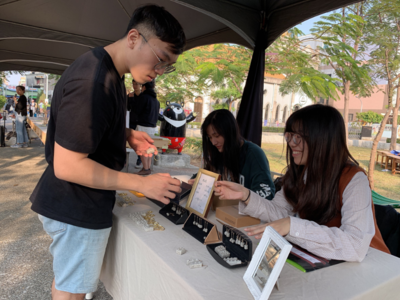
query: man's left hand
[{"left": 127, "top": 129, "right": 158, "bottom": 157}]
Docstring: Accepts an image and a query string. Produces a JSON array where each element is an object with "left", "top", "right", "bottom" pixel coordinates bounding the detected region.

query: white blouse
[{"left": 239, "top": 172, "right": 375, "bottom": 262}]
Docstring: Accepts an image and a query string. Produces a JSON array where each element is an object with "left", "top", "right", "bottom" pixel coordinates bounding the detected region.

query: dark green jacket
[
  {"left": 193, "top": 141, "right": 275, "bottom": 200},
  {"left": 238, "top": 141, "right": 275, "bottom": 200}
]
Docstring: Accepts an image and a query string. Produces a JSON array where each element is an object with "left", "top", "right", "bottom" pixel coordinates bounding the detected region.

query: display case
[
  {"left": 206, "top": 224, "right": 252, "bottom": 269},
  {"left": 182, "top": 213, "right": 220, "bottom": 245},
  {"left": 159, "top": 202, "right": 189, "bottom": 225}
]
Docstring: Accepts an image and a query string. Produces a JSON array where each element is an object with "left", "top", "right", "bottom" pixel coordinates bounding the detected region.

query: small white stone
[{"left": 176, "top": 248, "right": 187, "bottom": 255}]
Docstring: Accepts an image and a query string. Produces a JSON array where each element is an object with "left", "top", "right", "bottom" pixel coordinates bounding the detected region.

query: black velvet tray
[
  {"left": 206, "top": 224, "right": 252, "bottom": 269},
  {"left": 159, "top": 202, "right": 189, "bottom": 225},
  {"left": 182, "top": 213, "right": 220, "bottom": 245}
]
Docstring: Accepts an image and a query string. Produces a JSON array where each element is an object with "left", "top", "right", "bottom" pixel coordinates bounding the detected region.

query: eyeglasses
[
  {"left": 284, "top": 132, "right": 303, "bottom": 145},
  {"left": 139, "top": 33, "right": 176, "bottom": 74}
]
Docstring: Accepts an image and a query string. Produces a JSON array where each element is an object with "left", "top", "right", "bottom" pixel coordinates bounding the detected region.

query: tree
[
  {"left": 0, "top": 95, "right": 6, "bottom": 110},
  {"left": 356, "top": 111, "right": 384, "bottom": 124},
  {"left": 310, "top": 3, "right": 375, "bottom": 141},
  {"left": 197, "top": 44, "right": 252, "bottom": 111},
  {"left": 157, "top": 48, "right": 206, "bottom": 108},
  {"left": 268, "top": 28, "right": 339, "bottom": 102},
  {"left": 364, "top": 0, "right": 400, "bottom": 189}
]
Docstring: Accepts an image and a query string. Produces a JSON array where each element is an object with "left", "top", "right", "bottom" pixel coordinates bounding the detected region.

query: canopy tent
[{"left": 0, "top": 0, "right": 359, "bottom": 144}]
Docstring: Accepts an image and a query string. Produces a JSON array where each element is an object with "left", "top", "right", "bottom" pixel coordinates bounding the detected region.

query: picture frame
[
  {"left": 185, "top": 168, "right": 220, "bottom": 218},
  {"left": 243, "top": 226, "right": 292, "bottom": 300}
]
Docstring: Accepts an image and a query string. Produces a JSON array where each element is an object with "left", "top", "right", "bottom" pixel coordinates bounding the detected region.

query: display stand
[
  {"left": 182, "top": 213, "right": 220, "bottom": 245},
  {"left": 159, "top": 203, "right": 189, "bottom": 225},
  {"left": 206, "top": 224, "right": 252, "bottom": 269}
]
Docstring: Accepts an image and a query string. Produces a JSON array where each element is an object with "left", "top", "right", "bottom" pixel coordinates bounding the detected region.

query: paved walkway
[
  {"left": 0, "top": 136, "right": 112, "bottom": 299},
  {"left": 0, "top": 123, "right": 200, "bottom": 299}
]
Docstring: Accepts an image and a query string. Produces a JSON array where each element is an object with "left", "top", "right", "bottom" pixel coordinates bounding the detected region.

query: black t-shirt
[
  {"left": 127, "top": 89, "right": 160, "bottom": 127},
  {"left": 15, "top": 95, "right": 27, "bottom": 116},
  {"left": 30, "top": 47, "right": 126, "bottom": 229}
]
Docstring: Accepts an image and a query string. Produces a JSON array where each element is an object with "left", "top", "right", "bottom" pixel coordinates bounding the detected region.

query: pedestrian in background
[
  {"left": 11, "top": 86, "right": 28, "bottom": 148},
  {"left": 30, "top": 99, "right": 37, "bottom": 117},
  {"left": 128, "top": 79, "right": 159, "bottom": 175},
  {"left": 127, "top": 79, "right": 142, "bottom": 169}
]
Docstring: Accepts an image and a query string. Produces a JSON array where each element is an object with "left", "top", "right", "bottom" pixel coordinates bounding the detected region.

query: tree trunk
[
  {"left": 390, "top": 85, "right": 400, "bottom": 150},
  {"left": 343, "top": 81, "right": 351, "bottom": 144},
  {"left": 368, "top": 106, "right": 393, "bottom": 190}
]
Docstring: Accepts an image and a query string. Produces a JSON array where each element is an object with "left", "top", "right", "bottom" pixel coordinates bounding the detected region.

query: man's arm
[{"left": 54, "top": 142, "right": 180, "bottom": 203}]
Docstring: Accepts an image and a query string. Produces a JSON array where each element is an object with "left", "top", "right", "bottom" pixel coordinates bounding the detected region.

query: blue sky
[
  {"left": 294, "top": 13, "right": 329, "bottom": 35},
  {"left": 5, "top": 13, "right": 329, "bottom": 85}
]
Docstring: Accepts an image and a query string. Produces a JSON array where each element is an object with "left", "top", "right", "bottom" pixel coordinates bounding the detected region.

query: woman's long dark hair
[
  {"left": 201, "top": 109, "right": 243, "bottom": 182},
  {"left": 283, "top": 104, "right": 358, "bottom": 224}
]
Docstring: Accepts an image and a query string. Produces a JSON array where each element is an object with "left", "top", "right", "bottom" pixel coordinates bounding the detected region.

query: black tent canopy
[{"left": 0, "top": 0, "right": 358, "bottom": 143}]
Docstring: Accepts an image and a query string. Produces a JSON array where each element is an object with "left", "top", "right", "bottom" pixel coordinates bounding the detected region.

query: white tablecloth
[{"left": 101, "top": 189, "right": 400, "bottom": 300}]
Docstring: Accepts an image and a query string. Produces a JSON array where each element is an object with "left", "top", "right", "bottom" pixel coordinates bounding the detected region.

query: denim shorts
[{"left": 38, "top": 214, "right": 111, "bottom": 294}]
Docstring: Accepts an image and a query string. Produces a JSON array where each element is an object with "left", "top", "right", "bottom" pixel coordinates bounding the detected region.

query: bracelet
[{"left": 241, "top": 189, "right": 251, "bottom": 202}]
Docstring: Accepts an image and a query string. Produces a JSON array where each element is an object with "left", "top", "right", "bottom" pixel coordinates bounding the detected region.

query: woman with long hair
[
  {"left": 189, "top": 109, "right": 275, "bottom": 200},
  {"left": 11, "top": 86, "right": 29, "bottom": 148},
  {"left": 214, "top": 104, "right": 389, "bottom": 261}
]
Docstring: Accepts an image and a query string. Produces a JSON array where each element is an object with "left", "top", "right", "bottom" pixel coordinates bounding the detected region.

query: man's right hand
[{"left": 140, "top": 174, "right": 181, "bottom": 204}]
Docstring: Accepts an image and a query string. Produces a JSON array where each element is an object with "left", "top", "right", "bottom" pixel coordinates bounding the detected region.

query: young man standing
[{"left": 30, "top": 5, "right": 185, "bottom": 300}]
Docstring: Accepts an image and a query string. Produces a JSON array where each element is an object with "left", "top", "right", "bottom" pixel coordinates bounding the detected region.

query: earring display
[
  {"left": 186, "top": 258, "right": 204, "bottom": 269},
  {"left": 176, "top": 247, "right": 187, "bottom": 255},
  {"left": 215, "top": 245, "right": 230, "bottom": 259},
  {"left": 206, "top": 223, "right": 252, "bottom": 269},
  {"left": 224, "top": 257, "right": 242, "bottom": 266},
  {"left": 182, "top": 213, "right": 220, "bottom": 245},
  {"left": 159, "top": 202, "right": 189, "bottom": 225},
  {"left": 116, "top": 192, "right": 136, "bottom": 207},
  {"left": 130, "top": 211, "right": 165, "bottom": 232}
]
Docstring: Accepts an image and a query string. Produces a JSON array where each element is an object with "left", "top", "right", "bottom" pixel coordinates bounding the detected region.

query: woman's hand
[
  {"left": 188, "top": 179, "right": 195, "bottom": 185},
  {"left": 244, "top": 217, "right": 291, "bottom": 239},
  {"left": 214, "top": 181, "right": 248, "bottom": 201}
]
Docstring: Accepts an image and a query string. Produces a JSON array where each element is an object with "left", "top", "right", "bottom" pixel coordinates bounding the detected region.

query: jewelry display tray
[
  {"left": 159, "top": 202, "right": 189, "bottom": 225},
  {"left": 206, "top": 224, "right": 253, "bottom": 269},
  {"left": 182, "top": 213, "right": 220, "bottom": 245}
]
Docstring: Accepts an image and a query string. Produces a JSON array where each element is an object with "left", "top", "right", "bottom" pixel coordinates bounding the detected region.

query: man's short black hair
[
  {"left": 143, "top": 79, "right": 155, "bottom": 90},
  {"left": 125, "top": 4, "right": 186, "bottom": 55}
]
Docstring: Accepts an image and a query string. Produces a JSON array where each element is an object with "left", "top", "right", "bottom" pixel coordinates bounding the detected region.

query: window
[
  {"left": 326, "top": 98, "right": 329, "bottom": 105},
  {"left": 319, "top": 98, "right": 325, "bottom": 104},
  {"left": 348, "top": 114, "right": 353, "bottom": 122}
]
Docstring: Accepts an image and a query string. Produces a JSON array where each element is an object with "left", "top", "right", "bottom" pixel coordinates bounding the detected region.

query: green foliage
[
  {"left": 0, "top": 95, "right": 6, "bottom": 110},
  {"left": 48, "top": 74, "right": 61, "bottom": 86},
  {"left": 212, "top": 103, "right": 229, "bottom": 110},
  {"left": 310, "top": 4, "right": 374, "bottom": 99},
  {"left": 184, "top": 137, "right": 202, "bottom": 154},
  {"left": 267, "top": 28, "right": 339, "bottom": 101},
  {"left": 157, "top": 49, "right": 206, "bottom": 108},
  {"left": 386, "top": 138, "right": 400, "bottom": 144},
  {"left": 356, "top": 111, "right": 384, "bottom": 124},
  {"left": 365, "top": 0, "right": 400, "bottom": 106},
  {"left": 262, "top": 126, "right": 285, "bottom": 133},
  {"left": 35, "top": 89, "right": 44, "bottom": 101}
]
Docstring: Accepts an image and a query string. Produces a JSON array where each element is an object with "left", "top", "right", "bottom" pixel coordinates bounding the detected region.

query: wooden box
[
  {"left": 211, "top": 194, "right": 239, "bottom": 210},
  {"left": 216, "top": 205, "right": 260, "bottom": 228}
]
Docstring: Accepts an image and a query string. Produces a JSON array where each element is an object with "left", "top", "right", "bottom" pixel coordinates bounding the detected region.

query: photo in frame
[
  {"left": 185, "top": 169, "right": 220, "bottom": 218},
  {"left": 243, "top": 226, "right": 292, "bottom": 300}
]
